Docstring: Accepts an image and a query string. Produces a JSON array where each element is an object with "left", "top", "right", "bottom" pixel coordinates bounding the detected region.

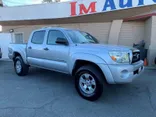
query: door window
[
  {"left": 31, "top": 31, "right": 45, "bottom": 44},
  {"left": 47, "top": 30, "right": 67, "bottom": 45}
]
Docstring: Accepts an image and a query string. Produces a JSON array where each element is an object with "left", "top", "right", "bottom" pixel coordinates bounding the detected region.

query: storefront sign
[
  {"left": 70, "top": 0, "right": 156, "bottom": 16},
  {"left": 0, "top": 0, "right": 156, "bottom": 21}
]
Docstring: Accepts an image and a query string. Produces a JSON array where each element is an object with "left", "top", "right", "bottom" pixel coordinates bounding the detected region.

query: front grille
[{"left": 132, "top": 52, "right": 140, "bottom": 63}]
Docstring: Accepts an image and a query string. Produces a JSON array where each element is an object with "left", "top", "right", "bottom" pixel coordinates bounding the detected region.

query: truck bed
[
  {"left": 8, "top": 43, "right": 27, "bottom": 62},
  {"left": 9, "top": 43, "right": 27, "bottom": 50}
]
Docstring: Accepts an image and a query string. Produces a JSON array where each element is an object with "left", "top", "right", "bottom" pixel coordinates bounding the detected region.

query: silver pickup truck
[{"left": 8, "top": 27, "right": 144, "bottom": 101}]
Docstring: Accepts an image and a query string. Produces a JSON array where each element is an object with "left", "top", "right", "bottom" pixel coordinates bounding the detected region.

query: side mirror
[{"left": 55, "top": 38, "right": 68, "bottom": 45}]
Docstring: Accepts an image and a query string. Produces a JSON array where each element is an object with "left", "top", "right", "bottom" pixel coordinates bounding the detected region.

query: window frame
[
  {"left": 46, "top": 30, "right": 68, "bottom": 45},
  {"left": 14, "top": 32, "right": 24, "bottom": 44},
  {"left": 31, "top": 30, "right": 46, "bottom": 45}
]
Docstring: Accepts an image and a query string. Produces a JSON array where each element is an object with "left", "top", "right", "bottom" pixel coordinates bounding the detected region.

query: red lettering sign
[
  {"left": 70, "top": 2, "right": 97, "bottom": 16},
  {"left": 79, "top": 2, "right": 96, "bottom": 15},
  {"left": 70, "top": 2, "right": 77, "bottom": 16}
]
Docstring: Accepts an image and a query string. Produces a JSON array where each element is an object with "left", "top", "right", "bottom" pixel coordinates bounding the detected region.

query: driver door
[{"left": 43, "top": 30, "right": 69, "bottom": 73}]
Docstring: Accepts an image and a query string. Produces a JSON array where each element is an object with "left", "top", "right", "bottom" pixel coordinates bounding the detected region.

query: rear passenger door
[{"left": 27, "top": 30, "right": 46, "bottom": 67}]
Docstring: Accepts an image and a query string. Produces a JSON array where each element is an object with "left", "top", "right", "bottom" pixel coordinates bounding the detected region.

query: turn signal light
[{"left": 111, "top": 56, "right": 116, "bottom": 61}]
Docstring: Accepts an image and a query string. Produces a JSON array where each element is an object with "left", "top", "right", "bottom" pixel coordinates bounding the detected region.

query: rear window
[{"left": 31, "top": 31, "right": 45, "bottom": 44}]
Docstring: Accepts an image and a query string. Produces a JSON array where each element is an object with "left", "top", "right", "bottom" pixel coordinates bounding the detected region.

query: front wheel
[
  {"left": 14, "top": 56, "right": 29, "bottom": 76},
  {"left": 75, "top": 65, "right": 104, "bottom": 101}
]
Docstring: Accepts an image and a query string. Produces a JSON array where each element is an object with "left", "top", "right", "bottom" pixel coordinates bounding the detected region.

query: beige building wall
[
  {"left": 118, "top": 22, "right": 145, "bottom": 46},
  {"left": 3, "top": 21, "right": 145, "bottom": 46},
  {"left": 60, "top": 21, "right": 145, "bottom": 46},
  {"left": 144, "top": 18, "right": 152, "bottom": 49},
  {"left": 147, "top": 16, "right": 156, "bottom": 66}
]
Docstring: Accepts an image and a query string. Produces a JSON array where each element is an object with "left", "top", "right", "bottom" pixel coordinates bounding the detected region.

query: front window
[
  {"left": 66, "top": 30, "right": 99, "bottom": 44},
  {"left": 47, "top": 30, "right": 67, "bottom": 45}
]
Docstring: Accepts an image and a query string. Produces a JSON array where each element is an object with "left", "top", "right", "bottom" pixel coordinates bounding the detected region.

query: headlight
[{"left": 109, "top": 51, "right": 130, "bottom": 63}]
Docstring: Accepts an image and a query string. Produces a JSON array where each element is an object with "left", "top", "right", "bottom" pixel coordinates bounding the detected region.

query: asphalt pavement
[{"left": 0, "top": 61, "right": 156, "bottom": 117}]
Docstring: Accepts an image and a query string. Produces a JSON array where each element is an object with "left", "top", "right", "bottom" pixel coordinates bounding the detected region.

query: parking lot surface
[{"left": 0, "top": 61, "right": 156, "bottom": 117}]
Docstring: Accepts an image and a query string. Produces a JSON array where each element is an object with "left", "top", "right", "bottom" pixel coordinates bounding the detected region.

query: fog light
[{"left": 121, "top": 70, "right": 129, "bottom": 79}]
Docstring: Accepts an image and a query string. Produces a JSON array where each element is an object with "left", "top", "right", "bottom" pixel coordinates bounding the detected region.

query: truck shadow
[
  {"left": 28, "top": 67, "right": 74, "bottom": 83},
  {"left": 27, "top": 67, "right": 147, "bottom": 103}
]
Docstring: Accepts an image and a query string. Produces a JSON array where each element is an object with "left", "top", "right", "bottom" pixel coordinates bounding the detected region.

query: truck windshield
[{"left": 66, "top": 30, "right": 99, "bottom": 44}]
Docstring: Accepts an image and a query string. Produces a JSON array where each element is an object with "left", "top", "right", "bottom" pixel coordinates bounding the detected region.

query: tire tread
[{"left": 75, "top": 65, "right": 104, "bottom": 101}]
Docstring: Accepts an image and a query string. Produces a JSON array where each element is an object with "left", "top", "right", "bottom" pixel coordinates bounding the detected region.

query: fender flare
[
  {"left": 69, "top": 53, "right": 107, "bottom": 74},
  {"left": 13, "top": 49, "right": 27, "bottom": 64}
]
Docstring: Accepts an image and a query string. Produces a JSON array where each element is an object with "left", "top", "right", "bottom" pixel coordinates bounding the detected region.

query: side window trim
[
  {"left": 47, "top": 30, "right": 68, "bottom": 45},
  {"left": 31, "top": 30, "right": 46, "bottom": 45}
]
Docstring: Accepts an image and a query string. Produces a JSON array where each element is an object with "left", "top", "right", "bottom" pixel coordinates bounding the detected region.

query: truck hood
[{"left": 75, "top": 44, "right": 134, "bottom": 51}]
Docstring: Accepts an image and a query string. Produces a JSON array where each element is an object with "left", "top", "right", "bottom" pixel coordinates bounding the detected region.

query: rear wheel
[
  {"left": 75, "top": 65, "right": 104, "bottom": 101},
  {"left": 14, "top": 56, "right": 29, "bottom": 76}
]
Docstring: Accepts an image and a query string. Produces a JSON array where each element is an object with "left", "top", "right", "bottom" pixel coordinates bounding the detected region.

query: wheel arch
[
  {"left": 70, "top": 53, "right": 106, "bottom": 74},
  {"left": 13, "top": 51, "right": 27, "bottom": 64},
  {"left": 72, "top": 59, "right": 107, "bottom": 83}
]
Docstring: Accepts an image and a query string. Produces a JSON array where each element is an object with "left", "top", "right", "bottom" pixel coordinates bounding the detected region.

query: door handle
[
  {"left": 28, "top": 46, "right": 32, "bottom": 49},
  {"left": 43, "top": 48, "right": 49, "bottom": 51}
]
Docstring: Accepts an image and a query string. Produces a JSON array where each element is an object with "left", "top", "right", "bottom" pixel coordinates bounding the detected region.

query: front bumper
[{"left": 98, "top": 60, "right": 144, "bottom": 84}]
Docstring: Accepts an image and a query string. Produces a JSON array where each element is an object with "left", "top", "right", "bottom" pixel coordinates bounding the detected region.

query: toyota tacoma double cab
[{"left": 8, "top": 27, "right": 144, "bottom": 101}]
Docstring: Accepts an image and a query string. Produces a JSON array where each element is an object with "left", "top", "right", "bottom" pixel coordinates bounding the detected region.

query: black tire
[
  {"left": 14, "top": 56, "right": 29, "bottom": 76},
  {"left": 155, "top": 57, "right": 156, "bottom": 65},
  {"left": 75, "top": 65, "right": 104, "bottom": 101}
]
